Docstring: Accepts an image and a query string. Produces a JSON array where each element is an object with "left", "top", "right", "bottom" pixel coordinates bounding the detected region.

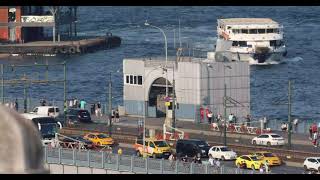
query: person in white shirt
[
  {"left": 228, "top": 113, "right": 234, "bottom": 123},
  {"left": 207, "top": 111, "right": 213, "bottom": 124}
]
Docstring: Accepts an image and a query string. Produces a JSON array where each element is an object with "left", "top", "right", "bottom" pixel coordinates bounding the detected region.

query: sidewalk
[{"left": 91, "top": 115, "right": 314, "bottom": 148}]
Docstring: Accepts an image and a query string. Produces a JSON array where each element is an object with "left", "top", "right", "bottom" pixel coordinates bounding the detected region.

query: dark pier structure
[{"left": 0, "top": 6, "right": 121, "bottom": 56}]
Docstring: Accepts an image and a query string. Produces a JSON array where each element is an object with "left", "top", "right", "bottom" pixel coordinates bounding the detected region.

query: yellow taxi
[
  {"left": 235, "top": 155, "right": 266, "bottom": 170},
  {"left": 250, "top": 151, "right": 282, "bottom": 166},
  {"left": 83, "top": 133, "right": 114, "bottom": 146},
  {"left": 133, "top": 138, "right": 172, "bottom": 159}
]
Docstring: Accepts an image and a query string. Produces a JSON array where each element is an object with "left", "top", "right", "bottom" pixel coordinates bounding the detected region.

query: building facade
[{"left": 123, "top": 56, "right": 250, "bottom": 123}]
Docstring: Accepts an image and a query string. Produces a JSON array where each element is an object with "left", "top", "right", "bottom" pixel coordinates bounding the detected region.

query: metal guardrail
[{"left": 44, "top": 147, "right": 267, "bottom": 174}]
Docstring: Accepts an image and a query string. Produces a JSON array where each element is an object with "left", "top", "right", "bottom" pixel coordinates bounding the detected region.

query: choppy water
[{"left": 1, "top": 6, "right": 320, "bottom": 121}]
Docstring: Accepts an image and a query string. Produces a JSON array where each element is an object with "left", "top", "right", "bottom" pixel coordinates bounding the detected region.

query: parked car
[
  {"left": 133, "top": 138, "right": 171, "bottom": 159},
  {"left": 83, "top": 133, "right": 114, "bottom": 147},
  {"left": 66, "top": 108, "right": 92, "bottom": 126},
  {"left": 251, "top": 133, "right": 285, "bottom": 146},
  {"left": 60, "top": 136, "right": 95, "bottom": 149},
  {"left": 176, "top": 139, "right": 210, "bottom": 158},
  {"left": 304, "top": 157, "right": 320, "bottom": 172},
  {"left": 208, "top": 146, "right": 237, "bottom": 160},
  {"left": 235, "top": 155, "right": 266, "bottom": 170},
  {"left": 31, "top": 106, "right": 60, "bottom": 118},
  {"left": 250, "top": 151, "right": 282, "bottom": 166}
]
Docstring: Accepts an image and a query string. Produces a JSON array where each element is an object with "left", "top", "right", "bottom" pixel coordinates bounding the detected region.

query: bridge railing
[{"left": 44, "top": 146, "right": 268, "bottom": 174}]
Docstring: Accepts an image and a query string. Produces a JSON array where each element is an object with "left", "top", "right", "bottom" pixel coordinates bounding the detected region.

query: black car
[
  {"left": 61, "top": 136, "right": 95, "bottom": 149},
  {"left": 176, "top": 139, "right": 210, "bottom": 158},
  {"left": 66, "top": 108, "right": 92, "bottom": 125}
]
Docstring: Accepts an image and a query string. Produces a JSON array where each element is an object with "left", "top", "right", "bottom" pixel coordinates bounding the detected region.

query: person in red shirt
[{"left": 200, "top": 107, "right": 204, "bottom": 123}]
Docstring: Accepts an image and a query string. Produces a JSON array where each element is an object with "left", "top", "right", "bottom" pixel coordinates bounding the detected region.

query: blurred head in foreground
[{"left": 0, "top": 106, "right": 48, "bottom": 174}]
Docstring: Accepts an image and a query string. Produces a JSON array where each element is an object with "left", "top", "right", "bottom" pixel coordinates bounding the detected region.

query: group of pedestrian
[
  {"left": 208, "top": 154, "right": 221, "bottom": 169},
  {"left": 90, "top": 102, "right": 102, "bottom": 117},
  {"left": 309, "top": 122, "right": 319, "bottom": 147},
  {"left": 68, "top": 98, "right": 87, "bottom": 110},
  {"left": 4, "top": 99, "right": 18, "bottom": 112}
]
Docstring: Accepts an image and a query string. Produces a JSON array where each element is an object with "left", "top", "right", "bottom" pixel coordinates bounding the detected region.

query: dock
[{"left": 0, "top": 35, "right": 121, "bottom": 56}]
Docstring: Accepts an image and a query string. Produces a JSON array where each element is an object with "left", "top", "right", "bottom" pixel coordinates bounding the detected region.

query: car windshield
[
  {"left": 195, "top": 141, "right": 209, "bottom": 147},
  {"left": 39, "top": 123, "right": 58, "bottom": 138},
  {"left": 97, "top": 134, "right": 109, "bottom": 138},
  {"left": 220, "top": 147, "right": 230, "bottom": 151},
  {"left": 271, "top": 135, "right": 281, "bottom": 138},
  {"left": 154, "top": 141, "right": 168, "bottom": 147},
  {"left": 250, "top": 156, "right": 259, "bottom": 161},
  {"left": 263, "top": 153, "right": 275, "bottom": 157}
]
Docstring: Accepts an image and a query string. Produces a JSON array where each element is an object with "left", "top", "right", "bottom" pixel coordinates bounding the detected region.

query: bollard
[
  {"left": 58, "top": 148, "right": 62, "bottom": 164},
  {"left": 116, "top": 154, "right": 120, "bottom": 171},
  {"left": 160, "top": 159, "right": 164, "bottom": 174},
  {"left": 130, "top": 156, "right": 134, "bottom": 172},
  {"left": 190, "top": 162, "right": 194, "bottom": 174},
  {"left": 145, "top": 157, "right": 149, "bottom": 174},
  {"left": 87, "top": 150, "right": 90, "bottom": 167},
  {"left": 101, "top": 151, "right": 105, "bottom": 169},
  {"left": 73, "top": 149, "right": 76, "bottom": 165},
  {"left": 175, "top": 160, "right": 178, "bottom": 174},
  {"left": 205, "top": 163, "right": 208, "bottom": 174},
  {"left": 44, "top": 146, "right": 48, "bottom": 163}
]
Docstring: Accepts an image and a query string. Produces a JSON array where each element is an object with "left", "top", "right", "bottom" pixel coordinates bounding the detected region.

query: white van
[{"left": 30, "top": 106, "right": 60, "bottom": 118}]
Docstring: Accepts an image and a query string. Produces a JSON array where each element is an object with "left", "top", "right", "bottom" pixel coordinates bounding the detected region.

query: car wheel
[
  {"left": 97, "top": 142, "right": 101, "bottom": 146},
  {"left": 236, "top": 163, "right": 241, "bottom": 168},
  {"left": 304, "top": 165, "right": 308, "bottom": 171},
  {"left": 136, "top": 151, "right": 141, "bottom": 157},
  {"left": 267, "top": 142, "right": 271, "bottom": 146},
  {"left": 253, "top": 140, "right": 256, "bottom": 145},
  {"left": 221, "top": 156, "right": 225, "bottom": 161},
  {"left": 251, "top": 165, "right": 255, "bottom": 170}
]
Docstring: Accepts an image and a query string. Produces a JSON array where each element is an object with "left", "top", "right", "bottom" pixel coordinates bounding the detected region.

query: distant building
[
  {"left": 0, "top": 6, "right": 77, "bottom": 43},
  {"left": 123, "top": 56, "right": 250, "bottom": 123}
]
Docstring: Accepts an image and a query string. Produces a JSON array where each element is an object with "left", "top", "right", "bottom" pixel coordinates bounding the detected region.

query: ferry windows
[
  {"left": 232, "top": 41, "right": 239, "bottom": 46},
  {"left": 267, "top": 29, "right": 279, "bottom": 33},
  {"left": 241, "top": 29, "right": 248, "bottom": 34},
  {"left": 232, "top": 41, "right": 247, "bottom": 47},
  {"left": 232, "top": 29, "right": 240, "bottom": 34},
  {"left": 239, "top": 41, "right": 247, "bottom": 47},
  {"left": 258, "top": 29, "right": 266, "bottom": 34},
  {"left": 267, "top": 29, "right": 273, "bottom": 33},
  {"left": 125, "top": 75, "right": 143, "bottom": 85},
  {"left": 249, "top": 29, "right": 257, "bottom": 34}
]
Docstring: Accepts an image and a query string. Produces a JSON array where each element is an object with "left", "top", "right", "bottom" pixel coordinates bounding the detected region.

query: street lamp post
[
  {"left": 144, "top": 21, "right": 168, "bottom": 99},
  {"left": 223, "top": 65, "right": 232, "bottom": 146}
]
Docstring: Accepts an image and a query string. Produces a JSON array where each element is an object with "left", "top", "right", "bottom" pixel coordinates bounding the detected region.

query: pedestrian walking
[
  {"left": 80, "top": 99, "right": 86, "bottom": 109},
  {"left": 313, "top": 131, "right": 318, "bottom": 147},
  {"left": 91, "top": 103, "right": 95, "bottom": 115},
  {"left": 228, "top": 113, "right": 234, "bottom": 124},
  {"left": 215, "top": 158, "right": 221, "bottom": 170},
  {"left": 309, "top": 125, "right": 313, "bottom": 140},
  {"left": 200, "top": 107, "right": 204, "bottom": 123},
  {"left": 293, "top": 119, "right": 299, "bottom": 133},
  {"left": 111, "top": 109, "right": 115, "bottom": 122},
  {"left": 69, "top": 99, "right": 73, "bottom": 108},
  {"left": 245, "top": 114, "right": 251, "bottom": 127},
  {"left": 207, "top": 110, "right": 213, "bottom": 124},
  {"left": 97, "top": 102, "right": 102, "bottom": 117},
  {"left": 169, "top": 153, "right": 176, "bottom": 168},
  {"left": 208, "top": 154, "right": 215, "bottom": 166},
  {"left": 115, "top": 109, "right": 120, "bottom": 122},
  {"left": 9, "top": 101, "right": 14, "bottom": 109},
  {"left": 14, "top": 98, "right": 18, "bottom": 111},
  {"left": 73, "top": 98, "right": 78, "bottom": 108},
  {"left": 117, "top": 148, "right": 123, "bottom": 156},
  {"left": 281, "top": 123, "right": 287, "bottom": 132},
  {"left": 263, "top": 116, "right": 267, "bottom": 129},
  {"left": 259, "top": 165, "right": 264, "bottom": 173}
]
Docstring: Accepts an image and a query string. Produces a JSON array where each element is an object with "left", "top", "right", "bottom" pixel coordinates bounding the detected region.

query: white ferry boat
[{"left": 213, "top": 18, "right": 287, "bottom": 65}]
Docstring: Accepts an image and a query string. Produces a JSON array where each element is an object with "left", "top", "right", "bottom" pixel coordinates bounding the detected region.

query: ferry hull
[{"left": 230, "top": 52, "right": 285, "bottom": 65}]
